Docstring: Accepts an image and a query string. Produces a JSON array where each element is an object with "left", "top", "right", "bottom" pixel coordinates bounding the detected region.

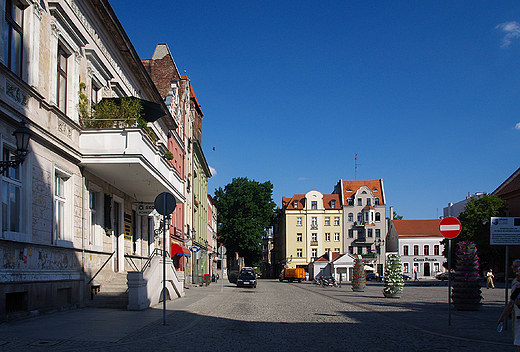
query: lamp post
[
  {"left": 375, "top": 238, "right": 385, "bottom": 278},
  {"left": 0, "top": 121, "right": 32, "bottom": 175}
]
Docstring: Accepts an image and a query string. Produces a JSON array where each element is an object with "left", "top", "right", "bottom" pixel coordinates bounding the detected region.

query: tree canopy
[
  {"left": 214, "top": 177, "right": 276, "bottom": 266},
  {"left": 442, "top": 193, "right": 507, "bottom": 270}
]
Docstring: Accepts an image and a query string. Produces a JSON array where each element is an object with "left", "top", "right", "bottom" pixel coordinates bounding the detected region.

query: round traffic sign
[
  {"left": 218, "top": 246, "right": 227, "bottom": 255},
  {"left": 439, "top": 216, "right": 461, "bottom": 239},
  {"left": 154, "top": 192, "right": 176, "bottom": 215}
]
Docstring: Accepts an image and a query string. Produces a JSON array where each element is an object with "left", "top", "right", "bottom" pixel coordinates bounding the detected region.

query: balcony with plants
[{"left": 78, "top": 85, "right": 183, "bottom": 203}]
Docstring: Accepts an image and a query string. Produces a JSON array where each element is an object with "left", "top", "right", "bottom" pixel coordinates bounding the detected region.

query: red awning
[{"left": 171, "top": 243, "right": 191, "bottom": 257}]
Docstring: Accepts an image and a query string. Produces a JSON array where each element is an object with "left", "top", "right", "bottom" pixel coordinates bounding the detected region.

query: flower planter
[
  {"left": 384, "top": 292, "right": 402, "bottom": 299},
  {"left": 351, "top": 257, "right": 366, "bottom": 292},
  {"left": 383, "top": 254, "right": 404, "bottom": 298},
  {"left": 352, "top": 286, "right": 365, "bottom": 292},
  {"left": 452, "top": 241, "right": 482, "bottom": 311}
]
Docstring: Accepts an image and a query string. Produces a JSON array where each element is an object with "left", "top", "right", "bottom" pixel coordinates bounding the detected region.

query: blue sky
[{"left": 109, "top": 1, "right": 520, "bottom": 219}]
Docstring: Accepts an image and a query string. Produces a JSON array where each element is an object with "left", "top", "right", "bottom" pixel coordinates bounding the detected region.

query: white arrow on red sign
[{"left": 439, "top": 216, "right": 461, "bottom": 239}]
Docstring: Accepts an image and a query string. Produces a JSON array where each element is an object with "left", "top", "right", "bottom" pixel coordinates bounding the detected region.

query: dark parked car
[
  {"left": 366, "top": 273, "right": 378, "bottom": 281},
  {"left": 403, "top": 274, "right": 412, "bottom": 281},
  {"left": 436, "top": 272, "right": 454, "bottom": 281},
  {"left": 237, "top": 269, "right": 257, "bottom": 288}
]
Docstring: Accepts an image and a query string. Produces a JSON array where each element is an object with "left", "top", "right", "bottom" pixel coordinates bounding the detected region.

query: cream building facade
[
  {"left": 0, "top": 0, "right": 185, "bottom": 322},
  {"left": 276, "top": 190, "right": 342, "bottom": 273}
]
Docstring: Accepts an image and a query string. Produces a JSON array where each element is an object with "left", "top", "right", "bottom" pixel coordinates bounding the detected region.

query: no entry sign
[{"left": 439, "top": 216, "right": 461, "bottom": 239}]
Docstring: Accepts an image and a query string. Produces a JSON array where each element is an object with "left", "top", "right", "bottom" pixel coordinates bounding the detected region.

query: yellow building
[{"left": 275, "top": 191, "right": 342, "bottom": 273}]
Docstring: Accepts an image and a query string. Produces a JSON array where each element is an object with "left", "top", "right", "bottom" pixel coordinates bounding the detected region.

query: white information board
[{"left": 490, "top": 217, "right": 520, "bottom": 245}]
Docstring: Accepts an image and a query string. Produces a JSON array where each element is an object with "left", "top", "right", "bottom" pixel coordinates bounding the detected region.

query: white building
[{"left": 387, "top": 219, "right": 446, "bottom": 278}]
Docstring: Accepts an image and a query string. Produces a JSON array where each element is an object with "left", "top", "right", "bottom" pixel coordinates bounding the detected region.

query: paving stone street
[{"left": 0, "top": 279, "right": 515, "bottom": 351}]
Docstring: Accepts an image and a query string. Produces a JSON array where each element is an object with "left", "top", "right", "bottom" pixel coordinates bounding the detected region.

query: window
[
  {"left": 325, "top": 248, "right": 330, "bottom": 253},
  {"left": 357, "top": 230, "right": 363, "bottom": 239},
  {"left": 334, "top": 233, "right": 340, "bottom": 241},
  {"left": 357, "top": 198, "right": 362, "bottom": 206},
  {"left": 403, "top": 245, "right": 409, "bottom": 256},
  {"left": 334, "top": 217, "right": 340, "bottom": 226},
  {"left": 334, "top": 248, "right": 340, "bottom": 253},
  {"left": 348, "top": 198, "right": 354, "bottom": 206},
  {"left": 311, "top": 248, "right": 317, "bottom": 258},
  {"left": 375, "top": 197, "right": 380, "bottom": 205},
  {"left": 91, "top": 79, "right": 101, "bottom": 106},
  {"left": 375, "top": 212, "right": 381, "bottom": 222},
  {"left": 293, "top": 200, "right": 298, "bottom": 208},
  {"left": 57, "top": 46, "right": 69, "bottom": 111},
  {"left": 331, "top": 200, "right": 336, "bottom": 209},
  {"left": 2, "top": 148, "right": 21, "bottom": 234},
  {"left": 434, "top": 263, "right": 440, "bottom": 273},
  {"left": 357, "top": 213, "right": 362, "bottom": 223},
  {"left": 88, "top": 185, "right": 103, "bottom": 249},
  {"left": 348, "top": 229, "right": 353, "bottom": 238},
  {"left": 325, "top": 217, "right": 330, "bottom": 226},
  {"left": 403, "top": 263, "right": 409, "bottom": 273},
  {"left": 311, "top": 233, "right": 317, "bottom": 242},
  {"left": 296, "top": 233, "right": 302, "bottom": 242},
  {"left": 434, "top": 245, "right": 440, "bottom": 256},
  {"left": 348, "top": 246, "right": 353, "bottom": 254},
  {"left": 424, "top": 245, "right": 429, "bottom": 256},
  {"left": 4, "top": 0, "right": 24, "bottom": 78},
  {"left": 296, "top": 217, "right": 302, "bottom": 226},
  {"left": 367, "top": 198, "right": 371, "bottom": 206},
  {"left": 367, "top": 229, "right": 373, "bottom": 238},
  {"left": 365, "top": 212, "right": 369, "bottom": 223},
  {"left": 311, "top": 201, "right": 317, "bottom": 210},
  {"left": 357, "top": 246, "right": 363, "bottom": 254},
  {"left": 413, "top": 245, "right": 419, "bottom": 256},
  {"left": 54, "top": 174, "right": 66, "bottom": 241},
  {"left": 296, "top": 249, "right": 302, "bottom": 258},
  {"left": 348, "top": 213, "right": 353, "bottom": 222},
  {"left": 325, "top": 233, "right": 330, "bottom": 241},
  {"left": 375, "top": 229, "right": 380, "bottom": 238},
  {"left": 311, "top": 217, "right": 317, "bottom": 227}
]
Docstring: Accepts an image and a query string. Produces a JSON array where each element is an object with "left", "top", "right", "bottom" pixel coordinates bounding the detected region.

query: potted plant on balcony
[
  {"left": 351, "top": 257, "right": 366, "bottom": 292},
  {"left": 164, "top": 151, "right": 174, "bottom": 160},
  {"left": 451, "top": 241, "right": 482, "bottom": 311},
  {"left": 383, "top": 253, "right": 404, "bottom": 298}
]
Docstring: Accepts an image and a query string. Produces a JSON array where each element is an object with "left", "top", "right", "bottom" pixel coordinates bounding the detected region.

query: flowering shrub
[{"left": 383, "top": 254, "right": 404, "bottom": 296}]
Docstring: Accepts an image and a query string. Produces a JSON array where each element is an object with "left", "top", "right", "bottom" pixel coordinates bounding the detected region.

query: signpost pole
[
  {"left": 221, "top": 251, "right": 224, "bottom": 293},
  {"left": 448, "top": 238, "right": 452, "bottom": 326},
  {"left": 439, "top": 216, "right": 461, "bottom": 327},
  {"left": 505, "top": 245, "right": 509, "bottom": 331}
]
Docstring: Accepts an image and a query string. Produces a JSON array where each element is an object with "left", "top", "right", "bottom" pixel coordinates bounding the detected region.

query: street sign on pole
[{"left": 439, "top": 216, "right": 461, "bottom": 239}]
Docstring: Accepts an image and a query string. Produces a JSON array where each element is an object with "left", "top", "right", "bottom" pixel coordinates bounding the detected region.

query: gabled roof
[
  {"left": 340, "top": 179, "right": 385, "bottom": 205},
  {"left": 392, "top": 219, "right": 442, "bottom": 238}
]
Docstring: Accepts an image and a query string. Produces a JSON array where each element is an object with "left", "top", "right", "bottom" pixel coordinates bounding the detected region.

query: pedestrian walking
[
  {"left": 414, "top": 267, "right": 418, "bottom": 281},
  {"left": 486, "top": 269, "right": 495, "bottom": 289},
  {"left": 498, "top": 259, "right": 520, "bottom": 352}
]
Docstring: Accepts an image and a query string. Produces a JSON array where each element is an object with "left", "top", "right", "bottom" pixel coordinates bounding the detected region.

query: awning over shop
[{"left": 171, "top": 243, "right": 191, "bottom": 257}]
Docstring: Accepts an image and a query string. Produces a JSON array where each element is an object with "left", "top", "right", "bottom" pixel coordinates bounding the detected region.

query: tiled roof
[
  {"left": 323, "top": 194, "right": 341, "bottom": 209},
  {"left": 282, "top": 195, "right": 306, "bottom": 210},
  {"left": 392, "top": 219, "right": 442, "bottom": 237},
  {"left": 342, "top": 180, "right": 384, "bottom": 205},
  {"left": 315, "top": 251, "right": 342, "bottom": 262}
]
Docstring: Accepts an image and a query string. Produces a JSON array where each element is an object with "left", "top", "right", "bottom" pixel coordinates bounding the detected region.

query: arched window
[{"left": 375, "top": 212, "right": 381, "bottom": 222}]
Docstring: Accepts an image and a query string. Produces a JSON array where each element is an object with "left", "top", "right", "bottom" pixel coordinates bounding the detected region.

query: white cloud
[
  {"left": 298, "top": 177, "right": 308, "bottom": 181},
  {"left": 515, "top": 122, "right": 520, "bottom": 130},
  {"left": 496, "top": 21, "right": 520, "bottom": 48},
  {"left": 209, "top": 166, "right": 217, "bottom": 176}
]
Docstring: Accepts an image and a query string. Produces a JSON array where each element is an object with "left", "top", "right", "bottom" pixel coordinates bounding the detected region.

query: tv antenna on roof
[{"left": 355, "top": 153, "right": 361, "bottom": 180}]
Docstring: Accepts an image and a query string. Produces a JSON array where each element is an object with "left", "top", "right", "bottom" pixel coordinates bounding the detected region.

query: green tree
[
  {"left": 442, "top": 194, "right": 506, "bottom": 270},
  {"left": 214, "top": 177, "right": 276, "bottom": 266}
]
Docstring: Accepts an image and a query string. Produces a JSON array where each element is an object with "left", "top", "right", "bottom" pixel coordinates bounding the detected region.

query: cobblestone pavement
[{"left": 0, "top": 279, "right": 515, "bottom": 351}]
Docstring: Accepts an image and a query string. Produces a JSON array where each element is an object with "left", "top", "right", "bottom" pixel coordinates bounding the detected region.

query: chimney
[{"left": 390, "top": 206, "right": 394, "bottom": 220}]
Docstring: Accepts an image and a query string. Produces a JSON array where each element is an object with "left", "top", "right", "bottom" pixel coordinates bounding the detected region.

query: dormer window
[
  {"left": 331, "top": 200, "right": 336, "bottom": 209},
  {"left": 294, "top": 200, "right": 298, "bottom": 208},
  {"left": 311, "top": 201, "right": 317, "bottom": 210}
]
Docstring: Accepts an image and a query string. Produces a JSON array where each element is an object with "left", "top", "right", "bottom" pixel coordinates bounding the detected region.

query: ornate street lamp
[
  {"left": 0, "top": 121, "right": 32, "bottom": 175},
  {"left": 375, "top": 238, "right": 385, "bottom": 278}
]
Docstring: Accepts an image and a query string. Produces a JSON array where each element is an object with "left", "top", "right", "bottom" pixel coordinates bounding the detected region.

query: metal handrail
[
  {"left": 141, "top": 248, "right": 171, "bottom": 273},
  {"left": 87, "top": 251, "right": 115, "bottom": 285}
]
